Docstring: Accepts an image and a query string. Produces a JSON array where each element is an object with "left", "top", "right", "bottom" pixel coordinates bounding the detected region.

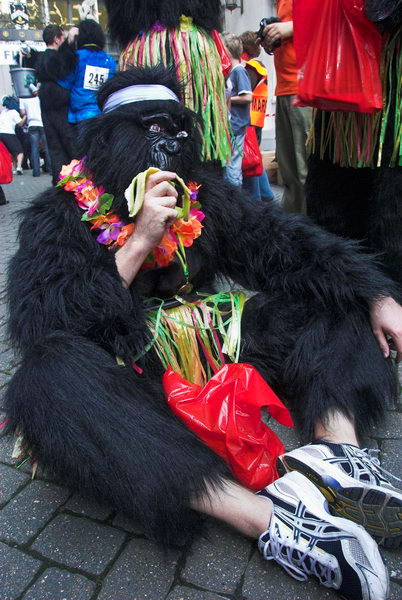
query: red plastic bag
[
  {"left": 0, "top": 142, "right": 12, "bottom": 184},
  {"left": 242, "top": 126, "right": 263, "bottom": 177},
  {"left": 164, "top": 363, "right": 294, "bottom": 490},
  {"left": 211, "top": 30, "right": 232, "bottom": 79},
  {"left": 293, "top": 0, "right": 383, "bottom": 113}
]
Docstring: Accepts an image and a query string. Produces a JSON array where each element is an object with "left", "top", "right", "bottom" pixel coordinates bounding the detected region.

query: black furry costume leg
[
  {"left": 240, "top": 293, "right": 395, "bottom": 441},
  {"left": 5, "top": 66, "right": 401, "bottom": 546},
  {"left": 306, "top": 157, "right": 402, "bottom": 286},
  {"left": 6, "top": 332, "right": 230, "bottom": 545}
]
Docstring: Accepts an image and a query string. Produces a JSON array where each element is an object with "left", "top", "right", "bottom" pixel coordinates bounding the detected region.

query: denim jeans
[
  {"left": 29, "top": 126, "right": 51, "bottom": 177},
  {"left": 224, "top": 132, "right": 246, "bottom": 187},
  {"left": 243, "top": 170, "right": 274, "bottom": 201}
]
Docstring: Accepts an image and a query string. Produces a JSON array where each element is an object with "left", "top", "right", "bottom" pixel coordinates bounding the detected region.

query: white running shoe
[
  {"left": 258, "top": 472, "right": 389, "bottom": 600},
  {"left": 277, "top": 441, "right": 402, "bottom": 548}
]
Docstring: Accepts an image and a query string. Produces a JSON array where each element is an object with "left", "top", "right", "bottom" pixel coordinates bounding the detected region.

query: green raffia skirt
[
  {"left": 119, "top": 16, "right": 232, "bottom": 165},
  {"left": 308, "top": 27, "right": 401, "bottom": 168}
]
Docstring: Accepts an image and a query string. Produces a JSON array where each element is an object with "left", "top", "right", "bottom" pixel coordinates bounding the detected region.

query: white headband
[{"left": 102, "top": 84, "right": 180, "bottom": 113}]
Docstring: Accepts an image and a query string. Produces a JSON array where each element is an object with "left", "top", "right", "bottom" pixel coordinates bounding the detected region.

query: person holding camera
[{"left": 260, "top": 0, "right": 312, "bottom": 215}]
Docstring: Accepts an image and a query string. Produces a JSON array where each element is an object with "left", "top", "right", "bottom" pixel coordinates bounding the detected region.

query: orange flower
[
  {"left": 77, "top": 184, "right": 98, "bottom": 205},
  {"left": 114, "top": 223, "right": 135, "bottom": 247},
  {"left": 90, "top": 212, "right": 120, "bottom": 229},
  {"left": 172, "top": 216, "right": 203, "bottom": 247},
  {"left": 59, "top": 160, "right": 80, "bottom": 178},
  {"left": 154, "top": 234, "right": 178, "bottom": 267},
  {"left": 64, "top": 177, "right": 87, "bottom": 192}
]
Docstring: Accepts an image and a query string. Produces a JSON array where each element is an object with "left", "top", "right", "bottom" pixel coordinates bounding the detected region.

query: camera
[{"left": 256, "top": 17, "right": 282, "bottom": 53}]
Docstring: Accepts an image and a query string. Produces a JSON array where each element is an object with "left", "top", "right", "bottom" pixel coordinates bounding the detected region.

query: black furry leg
[
  {"left": 306, "top": 156, "right": 402, "bottom": 286},
  {"left": 305, "top": 156, "right": 373, "bottom": 242},
  {"left": 5, "top": 332, "right": 231, "bottom": 546},
  {"left": 368, "top": 167, "right": 402, "bottom": 286},
  {"left": 240, "top": 293, "right": 396, "bottom": 442}
]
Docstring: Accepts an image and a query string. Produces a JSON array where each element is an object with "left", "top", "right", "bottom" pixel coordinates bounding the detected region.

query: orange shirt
[{"left": 274, "top": 0, "right": 298, "bottom": 96}]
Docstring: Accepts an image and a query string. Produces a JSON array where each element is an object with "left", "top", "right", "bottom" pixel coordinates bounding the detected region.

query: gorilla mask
[{"left": 76, "top": 66, "right": 203, "bottom": 216}]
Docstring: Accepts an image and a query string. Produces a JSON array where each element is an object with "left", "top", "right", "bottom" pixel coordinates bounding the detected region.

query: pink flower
[{"left": 189, "top": 207, "right": 205, "bottom": 222}]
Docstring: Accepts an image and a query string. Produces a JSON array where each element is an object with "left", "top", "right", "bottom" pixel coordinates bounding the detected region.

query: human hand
[
  {"left": 68, "top": 27, "right": 79, "bottom": 44},
  {"left": 128, "top": 170, "right": 178, "bottom": 253},
  {"left": 261, "top": 21, "right": 293, "bottom": 53},
  {"left": 369, "top": 296, "right": 402, "bottom": 361}
]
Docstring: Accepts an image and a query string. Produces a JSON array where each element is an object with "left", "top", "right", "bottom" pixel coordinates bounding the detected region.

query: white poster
[{"left": 0, "top": 41, "right": 46, "bottom": 66}]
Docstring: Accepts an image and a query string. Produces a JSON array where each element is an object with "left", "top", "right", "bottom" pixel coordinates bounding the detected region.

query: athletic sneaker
[
  {"left": 16, "top": 167, "right": 23, "bottom": 175},
  {"left": 277, "top": 441, "right": 402, "bottom": 548},
  {"left": 258, "top": 471, "right": 389, "bottom": 600}
]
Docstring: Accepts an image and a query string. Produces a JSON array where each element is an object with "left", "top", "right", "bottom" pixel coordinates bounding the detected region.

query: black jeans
[{"left": 42, "top": 107, "right": 73, "bottom": 185}]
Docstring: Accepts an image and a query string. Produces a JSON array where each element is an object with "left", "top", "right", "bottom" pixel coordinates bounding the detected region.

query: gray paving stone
[
  {"left": 0, "top": 370, "right": 13, "bottom": 387},
  {"left": 98, "top": 538, "right": 179, "bottom": 600},
  {"left": 0, "top": 349, "right": 16, "bottom": 372},
  {"left": 167, "top": 586, "right": 227, "bottom": 600},
  {"left": 22, "top": 568, "right": 95, "bottom": 600},
  {"left": 372, "top": 412, "right": 402, "bottom": 439},
  {"left": 32, "top": 514, "right": 125, "bottom": 575},
  {"left": 381, "top": 440, "right": 402, "bottom": 490},
  {"left": 383, "top": 548, "right": 402, "bottom": 582},
  {"left": 0, "top": 387, "right": 8, "bottom": 410},
  {"left": 0, "top": 435, "right": 14, "bottom": 465},
  {"left": 0, "top": 481, "right": 70, "bottom": 544},
  {"left": 265, "top": 417, "right": 300, "bottom": 451},
  {"left": 242, "top": 550, "right": 338, "bottom": 600},
  {"left": 183, "top": 521, "right": 251, "bottom": 595},
  {"left": 0, "top": 463, "right": 29, "bottom": 505},
  {"left": 0, "top": 541, "right": 41, "bottom": 600},
  {"left": 390, "top": 581, "right": 402, "bottom": 600},
  {"left": 112, "top": 513, "right": 145, "bottom": 534},
  {"left": 65, "top": 493, "right": 112, "bottom": 521}
]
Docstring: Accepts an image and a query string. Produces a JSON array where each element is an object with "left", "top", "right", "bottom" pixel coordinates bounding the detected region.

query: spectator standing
[
  {"left": 223, "top": 34, "right": 252, "bottom": 188},
  {"left": 58, "top": 20, "right": 116, "bottom": 133},
  {"left": 19, "top": 96, "right": 51, "bottom": 177},
  {"left": 0, "top": 97, "right": 25, "bottom": 175},
  {"left": 34, "top": 24, "right": 75, "bottom": 185},
  {"left": 240, "top": 30, "right": 274, "bottom": 202},
  {"left": 261, "top": 1, "right": 312, "bottom": 214}
]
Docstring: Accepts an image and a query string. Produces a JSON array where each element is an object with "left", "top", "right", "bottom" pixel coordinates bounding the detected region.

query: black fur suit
[
  {"left": 306, "top": 3, "right": 402, "bottom": 286},
  {"left": 6, "top": 67, "right": 399, "bottom": 546},
  {"left": 105, "top": 0, "right": 222, "bottom": 47}
]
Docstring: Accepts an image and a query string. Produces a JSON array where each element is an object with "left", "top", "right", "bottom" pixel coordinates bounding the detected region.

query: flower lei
[{"left": 58, "top": 158, "right": 205, "bottom": 274}]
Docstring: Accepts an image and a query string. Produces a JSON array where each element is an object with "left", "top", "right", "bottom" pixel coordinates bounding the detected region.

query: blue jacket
[{"left": 58, "top": 48, "right": 116, "bottom": 123}]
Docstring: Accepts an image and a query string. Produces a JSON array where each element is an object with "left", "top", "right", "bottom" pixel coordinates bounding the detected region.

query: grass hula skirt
[
  {"left": 119, "top": 16, "right": 232, "bottom": 164},
  {"left": 308, "top": 26, "right": 401, "bottom": 168}
]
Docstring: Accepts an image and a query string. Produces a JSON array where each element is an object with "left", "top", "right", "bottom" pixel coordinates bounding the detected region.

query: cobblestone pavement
[{"left": 0, "top": 173, "right": 401, "bottom": 600}]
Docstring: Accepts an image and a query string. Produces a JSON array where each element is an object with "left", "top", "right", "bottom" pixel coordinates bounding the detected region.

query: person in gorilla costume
[
  {"left": 104, "top": 0, "right": 232, "bottom": 163},
  {"left": 6, "top": 66, "right": 402, "bottom": 600},
  {"left": 305, "top": 1, "right": 402, "bottom": 286}
]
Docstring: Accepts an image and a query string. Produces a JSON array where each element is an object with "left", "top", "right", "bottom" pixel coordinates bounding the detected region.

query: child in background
[
  {"left": 240, "top": 30, "right": 274, "bottom": 201},
  {"left": 223, "top": 34, "right": 252, "bottom": 187}
]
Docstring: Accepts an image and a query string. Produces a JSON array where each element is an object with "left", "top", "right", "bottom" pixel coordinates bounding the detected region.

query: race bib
[{"left": 83, "top": 65, "right": 109, "bottom": 91}]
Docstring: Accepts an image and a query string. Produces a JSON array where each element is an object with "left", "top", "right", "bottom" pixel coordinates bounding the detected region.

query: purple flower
[
  {"left": 96, "top": 221, "right": 124, "bottom": 245},
  {"left": 151, "top": 20, "right": 165, "bottom": 32}
]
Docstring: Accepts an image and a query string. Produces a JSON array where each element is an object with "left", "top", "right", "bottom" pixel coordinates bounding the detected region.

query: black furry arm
[
  {"left": 199, "top": 181, "right": 401, "bottom": 308},
  {"left": 36, "top": 42, "right": 77, "bottom": 81},
  {"left": 8, "top": 189, "right": 148, "bottom": 358}
]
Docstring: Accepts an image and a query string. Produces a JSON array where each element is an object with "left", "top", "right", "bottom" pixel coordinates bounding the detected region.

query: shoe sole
[{"left": 277, "top": 455, "right": 402, "bottom": 549}]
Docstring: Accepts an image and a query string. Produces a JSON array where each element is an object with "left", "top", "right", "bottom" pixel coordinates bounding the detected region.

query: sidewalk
[{"left": 0, "top": 172, "right": 401, "bottom": 600}]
